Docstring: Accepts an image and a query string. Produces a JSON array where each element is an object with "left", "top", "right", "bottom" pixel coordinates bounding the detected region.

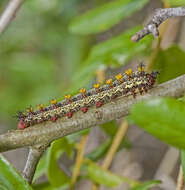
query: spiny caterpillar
[{"left": 16, "top": 64, "right": 159, "bottom": 130}]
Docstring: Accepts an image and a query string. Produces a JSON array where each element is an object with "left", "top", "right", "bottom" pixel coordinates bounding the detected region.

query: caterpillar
[{"left": 16, "top": 64, "right": 159, "bottom": 130}]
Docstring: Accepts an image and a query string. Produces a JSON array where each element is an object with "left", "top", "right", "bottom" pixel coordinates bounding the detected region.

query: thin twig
[
  {"left": 146, "top": 1, "right": 170, "bottom": 71},
  {"left": 0, "top": 0, "right": 24, "bottom": 34},
  {"left": 131, "top": 7, "right": 185, "bottom": 42},
  {"left": 154, "top": 147, "right": 179, "bottom": 189},
  {"left": 70, "top": 135, "right": 88, "bottom": 189},
  {"left": 91, "top": 120, "right": 129, "bottom": 190},
  {"left": 22, "top": 144, "right": 49, "bottom": 184},
  {"left": 0, "top": 75, "right": 185, "bottom": 153},
  {"left": 176, "top": 165, "right": 184, "bottom": 190},
  {"left": 102, "top": 120, "right": 128, "bottom": 169}
]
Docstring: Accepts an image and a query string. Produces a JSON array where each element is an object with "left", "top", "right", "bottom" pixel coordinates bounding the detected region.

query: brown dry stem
[
  {"left": 91, "top": 120, "right": 129, "bottom": 190},
  {"left": 70, "top": 135, "right": 88, "bottom": 189}
]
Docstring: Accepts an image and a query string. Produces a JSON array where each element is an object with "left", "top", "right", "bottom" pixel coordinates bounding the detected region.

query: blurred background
[{"left": 0, "top": 0, "right": 185, "bottom": 189}]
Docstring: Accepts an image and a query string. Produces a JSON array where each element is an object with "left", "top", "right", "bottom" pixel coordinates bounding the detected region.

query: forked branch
[
  {"left": 22, "top": 144, "right": 49, "bottom": 184},
  {"left": 131, "top": 7, "right": 185, "bottom": 42}
]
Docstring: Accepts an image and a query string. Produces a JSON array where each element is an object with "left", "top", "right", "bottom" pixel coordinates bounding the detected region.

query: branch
[
  {"left": 0, "top": 75, "right": 185, "bottom": 153},
  {"left": 0, "top": 0, "right": 24, "bottom": 34},
  {"left": 131, "top": 7, "right": 185, "bottom": 42},
  {"left": 22, "top": 144, "right": 49, "bottom": 184},
  {"left": 176, "top": 165, "right": 184, "bottom": 190}
]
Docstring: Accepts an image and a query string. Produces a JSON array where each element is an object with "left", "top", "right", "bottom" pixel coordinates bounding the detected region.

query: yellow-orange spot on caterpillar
[
  {"left": 26, "top": 106, "right": 33, "bottom": 113},
  {"left": 138, "top": 66, "right": 143, "bottom": 72},
  {"left": 37, "top": 104, "right": 43, "bottom": 110},
  {"left": 125, "top": 69, "right": 132, "bottom": 76},
  {"left": 115, "top": 73, "right": 123, "bottom": 81},
  {"left": 65, "top": 94, "right": 71, "bottom": 99},
  {"left": 93, "top": 83, "right": 100, "bottom": 89},
  {"left": 80, "top": 88, "right": 86, "bottom": 94},
  {"left": 106, "top": 78, "right": 112, "bottom": 85},
  {"left": 50, "top": 99, "right": 57, "bottom": 104},
  {"left": 137, "top": 63, "right": 145, "bottom": 72}
]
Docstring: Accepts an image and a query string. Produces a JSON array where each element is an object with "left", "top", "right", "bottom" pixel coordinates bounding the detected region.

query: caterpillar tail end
[{"left": 18, "top": 120, "right": 28, "bottom": 130}]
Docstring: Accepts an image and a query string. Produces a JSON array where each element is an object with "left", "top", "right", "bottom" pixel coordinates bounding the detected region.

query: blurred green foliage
[
  {"left": 0, "top": 0, "right": 151, "bottom": 127},
  {"left": 84, "top": 159, "right": 138, "bottom": 187},
  {"left": 0, "top": 0, "right": 90, "bottom": 123},
  {"left": 129, "top": 180, "right": 161, "bottom": 190},
  {"left": 153, "top": 45, "right": 185, "bottom": 83},
  {"left": 0, "top": 0, "right": 185, "bottom": 189},
  {"left": 69, "top": 0, "right": 149, "bottom": 34},
  {"left": 130, "top": 98, "right": 185, "bottom": 149},
  {"left": 0, "top": 154, "right": 33, "bottom": 190},
  {"left": 46, "top": 138, "right": 74, "bottom": 187},
  {"left": 162, "top": 0, "right": 185, "bottom": 6}
]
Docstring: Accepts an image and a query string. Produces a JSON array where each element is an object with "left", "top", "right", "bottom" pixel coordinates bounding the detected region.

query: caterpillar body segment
[{"left": 17, "top": 65, "right": 159, "bottom": 129}]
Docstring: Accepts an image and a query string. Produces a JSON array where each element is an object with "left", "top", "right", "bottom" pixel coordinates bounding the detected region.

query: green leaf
[
  {"left": 59, "top": 34, "right": 91, "bottom": 93},
  {"left": 101, "top": 121, "right": 119, "bottom": 137},
  {"left": 129, "top": 180, "right": 161, "bottom": 190},
  {"left": 182, "top": 94, "right": 185, "bottom": 102},
  {"left": 126, "top": 115, "right": 136, "bottom": 125},
  {"left": 85, "top": 139, "right": 111, "bottom": 161},
  {"left": 34, "top": 137, "right": 75, "bottom": 185},
  {"left": 85, "top": 160, "right": 138, "bottom": 187},
  {"left": 47, "top": 138, "right": 74, "bottom": 187},
  {"left": 86, "top": 137, "right": 131, "bottom": 161},
  {"left": 154, "top": 45, "right": 185, "bottom": 83},
  {"left": 0, "top": 154, "right": 33, "bottom": 190},
  {"left": 69, "top": 26, "right": 152, "bottom": 93},
  {"left": 130, "top": 98, "right": 185, "bottom": 149},
  {"left": 88, "top": 26, "right": 152, "bottom": 66},
  {"left": 181, "top": 150, "right": 185, "bottom": 181},
  {"left": 101, "top": 122, "right": 132, "bottom": 148},
  {"left": 65, "top": 60, "right": 99, "bottom": 95},
  {"left": 66, "top": 129, "right": 90, "bottom": 143},
  {"left": 100, "top": 120, "right": 131, "bottom": 156},
  {"left": 33, "top": 153, "right": 47, "bottom": 182},
  {"left": 86, "top": 120, "right": 131, "bottom": 161},
  {"left": 162, "top": 0, "right": 185, "bottom": 6},
  {"left": 69, "top": 0, "right": 148, "bottom": 34},
  {"left": 33, "top": 182, "right": 68, "bottom": 190}
]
